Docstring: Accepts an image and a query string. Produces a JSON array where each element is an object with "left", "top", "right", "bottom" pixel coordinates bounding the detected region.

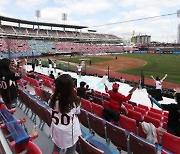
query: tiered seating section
[{"left": 16, "top": 72, "right": 180, "bottom": 154}]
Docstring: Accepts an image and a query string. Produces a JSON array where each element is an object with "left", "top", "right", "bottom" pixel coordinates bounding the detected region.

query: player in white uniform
[
  {"left": 151, "top": 74, "right": 167, "bottom": 90},
  {"left": 49, "top": 74, "right": 81, "bottom": 154}
]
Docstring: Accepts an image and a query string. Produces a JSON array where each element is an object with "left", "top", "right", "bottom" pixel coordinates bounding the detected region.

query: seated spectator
[
  {"left": 27, "top": 71, "right": 36, "bottom": 79},
  {"left": 77, "top": 81, "right": 87, "bottom": 99},
  {"left": 49, "top": 70, "right": 55, "bottom": 79}
]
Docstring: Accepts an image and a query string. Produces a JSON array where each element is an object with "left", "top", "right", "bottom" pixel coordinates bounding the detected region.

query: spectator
[
  {"left": 48, "top": 58, "right": 52, "bottom": 68},
  {"left": 151, "top": 74, "right": 167, "bottom": 90},
  {"left": 39, "top": 59, "right": 42, "bottom": 69},
  {"left": 49, "top": 74, "right": 81, "bottom": 154},
  {"left": 53, "top": 60, "right": 57, "bottom": 73},
  {"left": 49, "top": 70, "right": 55, "bottom": 79},
  {"left": 0, "top": 58, "right": 26, "bottom": 109},
  {"left": 104, "top": 83, "right": 136, "bottom": 113},
  {"left": 77, "top": 64, "right": 82, "bottom": 76},
  {"left": 77, "top": 81, "right": 87, "bottom": 99},
  {"left": 32, "top": 59, "right": 36, "bottom": 72},
  {"left": 120, "top": 77, "right": 125, "bottom": 83},
  {"left": 148, "top": 92, "right": 180, "bottom": 137}
]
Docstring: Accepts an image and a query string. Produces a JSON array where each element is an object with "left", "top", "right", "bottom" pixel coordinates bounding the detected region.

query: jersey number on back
[{"left": 52, "top": 110, "right": 70, "bottom": 125}]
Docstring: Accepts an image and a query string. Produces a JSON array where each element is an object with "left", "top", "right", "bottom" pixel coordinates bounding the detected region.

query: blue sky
[{"left": 0, "top": 0, "right": 180, "bottom": 42}]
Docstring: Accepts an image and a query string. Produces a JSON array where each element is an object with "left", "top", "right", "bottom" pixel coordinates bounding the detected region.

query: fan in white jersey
[
  {"left": 49, "top": 74, "right": 81, "bottom": 154},
  {"left": 151, "top": 74, "right": 167, "bottom": 90}
]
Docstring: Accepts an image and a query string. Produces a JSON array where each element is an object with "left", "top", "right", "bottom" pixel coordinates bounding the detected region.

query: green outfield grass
[
  {"left": 31, "top": 54, "right": 179, "bottom": 84},
  {"left": 59, "top": 54, "right": 179, "bottom": 84},
  {"left": 116, "top": 54, "right": 180, "bottom": 84}
]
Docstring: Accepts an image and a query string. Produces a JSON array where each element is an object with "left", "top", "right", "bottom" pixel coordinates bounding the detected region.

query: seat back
[
  {"left": 147, "top": 111, "right": 162, "bottom": 121},
  {"left": 78, "top": 136, "right": 104, "bottom": 154},
  {"left": 134, "top": 106, "right": 147, "bottom": 116},
  {"left": 119, "top": 114, "right": 136, "bottom": 133},
  {"left": 144, "top": 115, "right": 161, "bottom": 128},
  {"left": 129, "top": 133, "right": 157, "bottom": 154},
  {"left": 88, "top": 113, "right": 106, "bottom": 139},
  {"left": 162, "top": 132, "right": 180, "bottom": 153},
  {"left": 138, "top": 104, "right": 149, "bottom": 112},
  {"left": 122, "top": 102, "right": 133, "bottom": 110},
  {"left": 106, "top": 122, "right": 127, "bottom": 150},
  {"left": 78, "top": 109, "right": 89, "bottom": 128},
  {"left": 91, "top": 103, "right": 103, "bottom": 118},
  {"left": 150, "top": 107, "right": 163, "bottom": 115},
  {"left": 81, "top": 98, "right": 92, "bottom": 112},
  {"left": 27, "top": 141, "right": 42, "bottom": 154}
]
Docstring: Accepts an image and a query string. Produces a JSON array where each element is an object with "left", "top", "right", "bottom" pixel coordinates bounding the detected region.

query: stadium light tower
[
  {"left": 35, "top": 10, "right": 41, "bottom": 22},
  {"left": 62, "top": 13, "right": 67, "bottom": 24},
  {"left": 62, "top": 13, "right": 67, "bottom": 31}
]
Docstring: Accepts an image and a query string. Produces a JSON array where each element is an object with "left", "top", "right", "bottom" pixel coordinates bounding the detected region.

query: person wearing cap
[
  {"left": 0, "top": 58, "right": 26, "bottom": 109},
  {"left": 104, "top": 83, "right": 135, "bottom": 114}
]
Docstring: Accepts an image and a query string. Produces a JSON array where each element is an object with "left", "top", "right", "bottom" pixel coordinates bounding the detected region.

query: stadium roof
[{"left": 0, "top": 15, "right": 88, "bottom": 29}]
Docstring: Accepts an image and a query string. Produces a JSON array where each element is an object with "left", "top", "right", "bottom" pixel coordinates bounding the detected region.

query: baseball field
[{"left": 55, "top": 54, "right": 180, "bottom": 84}]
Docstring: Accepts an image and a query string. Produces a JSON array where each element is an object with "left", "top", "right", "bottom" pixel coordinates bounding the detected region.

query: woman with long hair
[{"left": 49, "top": 74, "right": 81, "bottom": 154}]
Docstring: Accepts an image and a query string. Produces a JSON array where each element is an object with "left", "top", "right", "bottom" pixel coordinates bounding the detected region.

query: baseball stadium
[{"left": 0, "top": 7, "right": 180, "bottom": 154}]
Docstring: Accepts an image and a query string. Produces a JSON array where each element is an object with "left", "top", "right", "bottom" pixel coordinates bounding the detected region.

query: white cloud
[
  {"left": 120, "top": 0, "right": 180, "bottom": 9},
  {"left": 15, "top": 0, "right": 47, "bottom": 10},
  {"left": 0, "top": 0, "right": 11, "bottom": 15},
  {"left": 53, "top": 0, "right": 112, "bottom": 15}
]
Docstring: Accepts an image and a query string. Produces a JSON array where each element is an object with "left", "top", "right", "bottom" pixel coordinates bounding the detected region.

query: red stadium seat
[
  {"left": 88, "top": 113, "right": 106, "bottom": 139},
  {"left": 144, "top": 115, "right": 161, "bottom": 128},
  {"left": 138, "top": 104, "right": 149, "bottom": 112},
  {"left": 78, "top": 136, "right": 104, "bottom": 154},
  {"left": 127, "top": 109, "right": 143, "bottom": 126},
  {"left": 26, "top": 141, "right": 42, "bottom": 154},
  {"left": 134, "top": 106, "right": 147, "bottom": 116},
  {"left": 78, "top": 109, "right": 89, "bottom": 129},
  {"left": 106, "top": 121, "right": 128, "bottom": 151},
  {"left": 81, "top": 98, "right": 92, "bottom": 112},
  {"left": 147, "top": 111, "right": 162, "bottom": 121},
  {"left": 91, "top": 103, "right": 104, "bottom": 118},
  {"left": 150, "top": 107, "right": 163, "bottom": 115},
  {"left": 162, "top": 132, "right": 180, "bottom": 154},
  {"left": 119, "top": 114, "right": 137, "bottom": 133},
  {"left": 122, "top": 102, "right": 134, "bottom": 110},
  {"left": 129, "top": 133, "right": 157, "bottom": 154}
]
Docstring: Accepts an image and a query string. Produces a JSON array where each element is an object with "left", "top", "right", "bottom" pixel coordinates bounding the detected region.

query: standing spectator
[
  {"left": 0, "top": 58, "right": 26, "bottom": 109},
  {"left": 48, "top": 58, "right": 52, "bottom": 68},
  {"left": 53, "top": 60, "right": 57, "bottom": 73},
  {"left": 32, "top": 59, "right": 36, "bottom": 72},
  {"left": 39, "top": 59, "right": 42, "bottom": 69},
  {"left": 49, "top": 74, "right": 81, "bottom": 154},
  {"left": 49, "top": 70, "right": 55, "bottom": 80},
  {"left": 151, "top": 74, "right": 167, "bottom": 90},
  {"left": 148, "top": 92, "right": 180, "bottom": 137},
  {"left": 104, "top": 83, "right": 137, "bottom": 113},
  {"left": 77, "top": 64, "right": 82, "bottom": 76}
]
